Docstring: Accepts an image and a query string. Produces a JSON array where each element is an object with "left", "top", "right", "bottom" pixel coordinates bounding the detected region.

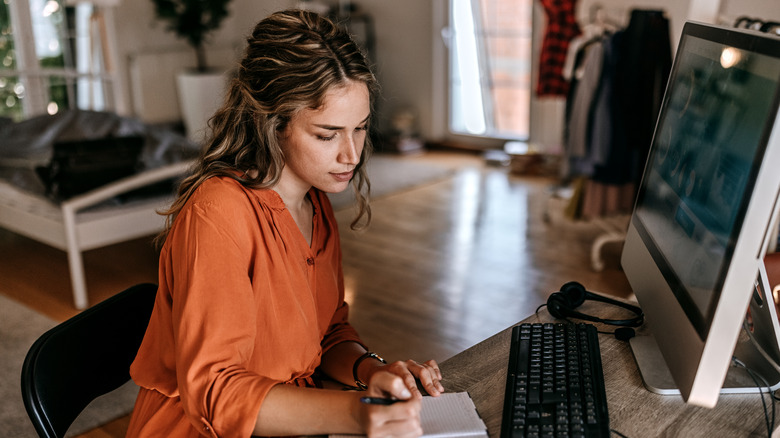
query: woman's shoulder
[
  {"left": 169, "top": 177, "right": 282, "bottom": 245},
  {"left": 189, "top": 176, "right": 284, "bottom": 210},
  {"left": 185, "top": 176, "right": 244, "bottom": 209}
]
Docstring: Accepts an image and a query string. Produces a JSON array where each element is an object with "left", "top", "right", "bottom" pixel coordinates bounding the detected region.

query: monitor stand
[{"left": 629, "top": 262, "right": 780, "bottom": 395}]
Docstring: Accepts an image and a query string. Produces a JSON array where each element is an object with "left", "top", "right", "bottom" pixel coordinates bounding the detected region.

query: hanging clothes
[
  {"left": 563, "top": 38, "right": 604, "bottom": 178},
  {"left": 562, "top": 9, "right": 672, "bottom": 219},
  {"left": 536, "top": 0, "right": 582, "bottom": 97},
  {"left": 613, "top": 9, "right": 672, "bottom": 186}
]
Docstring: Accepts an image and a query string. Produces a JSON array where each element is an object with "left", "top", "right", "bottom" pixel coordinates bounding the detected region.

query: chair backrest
[{"left": 21, "top": 283, "right": 157, "bottom": 438}]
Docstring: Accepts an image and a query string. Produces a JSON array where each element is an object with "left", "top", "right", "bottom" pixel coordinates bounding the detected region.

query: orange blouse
[{"left": 127, "top": 176, "right": 364, "bottom": 438}]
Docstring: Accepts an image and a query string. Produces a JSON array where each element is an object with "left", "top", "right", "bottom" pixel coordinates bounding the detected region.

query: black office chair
[{"left": 21, "top": 283, "right": 157, "bottom": 438}]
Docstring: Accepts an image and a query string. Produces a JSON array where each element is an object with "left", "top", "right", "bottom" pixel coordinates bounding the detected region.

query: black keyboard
[{"left": 500, "top": 323, "right": 610, "bottom": 438}]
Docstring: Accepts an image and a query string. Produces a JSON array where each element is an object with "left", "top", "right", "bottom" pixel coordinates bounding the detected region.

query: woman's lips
[{"left": 331, "top": 170, "right": 354, "bottom": 182}]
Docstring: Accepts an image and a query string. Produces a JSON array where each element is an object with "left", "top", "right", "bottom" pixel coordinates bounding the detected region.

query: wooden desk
[{"left": 440, "top": 300, "right": 770, "bottom": 437}]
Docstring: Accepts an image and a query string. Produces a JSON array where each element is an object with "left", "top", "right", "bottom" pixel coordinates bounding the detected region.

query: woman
[{"left": 127, "top": 9, "right": 444, "bottom": 438}]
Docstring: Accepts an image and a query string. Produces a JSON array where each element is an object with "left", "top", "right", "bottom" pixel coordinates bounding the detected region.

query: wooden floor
[{"left": 0, "top": 150, "right": 633, "bottom": 437}]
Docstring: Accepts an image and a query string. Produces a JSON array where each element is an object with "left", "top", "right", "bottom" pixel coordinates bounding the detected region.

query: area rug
[
  {"left": 0, "top": 294, "right": 139, "bottom": 437},
  {"left": 328, "top": 153, "right": 458, "bottom": 210}
]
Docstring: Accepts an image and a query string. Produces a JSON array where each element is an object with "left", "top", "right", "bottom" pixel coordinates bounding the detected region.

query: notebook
[{"left": 332, "top": 391, "right": 488, "bottom": 438}]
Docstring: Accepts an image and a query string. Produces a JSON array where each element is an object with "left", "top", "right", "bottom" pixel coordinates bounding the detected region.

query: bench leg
[
  {"left": 62, "top": 205, "right": 89, "bottom": 310},
  {"left": 66, "top": 244, "right": 88, "bottom": 310}
]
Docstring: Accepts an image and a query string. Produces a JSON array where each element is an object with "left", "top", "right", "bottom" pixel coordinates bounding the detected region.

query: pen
[{"left": 360, "top": 396, "right": 401, "bottom": 405}]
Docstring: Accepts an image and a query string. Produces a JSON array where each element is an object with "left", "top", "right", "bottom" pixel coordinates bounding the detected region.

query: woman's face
[{"left": 280, "top": 80, "right": 370, "bottom": 195}]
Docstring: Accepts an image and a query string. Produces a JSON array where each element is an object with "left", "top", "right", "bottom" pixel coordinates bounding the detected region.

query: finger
[
  {"left": 424, "top": 359, "right": 443, "bottom": 381},
  {"left": 399, "top": 369, "right": 423, "bottom": 399},
  {"left": 405, "top": 360, "right": 444, "bottom": 396},
  {"left": 383, "top": 361, "right": 423, "bottom": 399},
  {"left": 418, "top": 366, "right": 442, "bottom": 396},
  {"left": 368, "top": 371, "right": 413, "bottom": 400},
  {"left": 421, "top": 360, "right": 444, "bottom": 392}
]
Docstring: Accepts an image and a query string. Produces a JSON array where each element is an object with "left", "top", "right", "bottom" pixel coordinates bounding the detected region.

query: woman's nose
[{"left": 339, "top": 137, "right": 361, "bottom": 164}]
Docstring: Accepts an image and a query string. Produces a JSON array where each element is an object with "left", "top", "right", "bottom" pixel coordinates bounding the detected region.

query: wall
[
  {"left": 368, "top": 1, "right": 435, "bottom": 136},
  {"left": 113, "top": 0, "right": 432, "bottom": 133},
  {"left": 112, "top": 0, "right": 295, "bottom": 123},
  {"left": 112, "top": 1, "right": 779, "bottom": 149}
]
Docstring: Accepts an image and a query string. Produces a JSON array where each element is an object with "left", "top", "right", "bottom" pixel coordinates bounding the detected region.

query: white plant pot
[{"left": 176, "top": 70, "right": 229, "bottom": 144}]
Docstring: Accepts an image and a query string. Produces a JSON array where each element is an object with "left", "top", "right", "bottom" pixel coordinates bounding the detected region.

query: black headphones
[{"left": 546, "top": 281, "right": 644, "bottom": 328}]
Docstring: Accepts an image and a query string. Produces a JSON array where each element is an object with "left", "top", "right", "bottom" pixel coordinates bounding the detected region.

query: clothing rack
[
  {"left": 732, "top": 16, "right": 780, "bottom": 35},
  {"left": 547, "top": 8, "right": 673, "bottom": 271}
]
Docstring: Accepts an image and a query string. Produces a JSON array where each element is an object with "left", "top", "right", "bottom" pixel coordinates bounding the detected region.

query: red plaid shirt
[{"left": 537, "top": 0, "right": 582, "bottom": 97}]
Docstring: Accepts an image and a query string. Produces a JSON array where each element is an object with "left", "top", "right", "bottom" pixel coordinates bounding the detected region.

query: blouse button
[{"left": 306, "top": 257, "right": 314, "bottom": 266}]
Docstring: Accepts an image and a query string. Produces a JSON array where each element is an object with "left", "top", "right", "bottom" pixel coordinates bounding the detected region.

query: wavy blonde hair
[{"left": 156, "top": 9, "right": 379, "bottom": 246}]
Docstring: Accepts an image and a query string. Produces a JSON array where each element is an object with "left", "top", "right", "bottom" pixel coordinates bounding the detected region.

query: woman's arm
[{"left": 253, "top": 372, "right": 421, "bottom": 437}]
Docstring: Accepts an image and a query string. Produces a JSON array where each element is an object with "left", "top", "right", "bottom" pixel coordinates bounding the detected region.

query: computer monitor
[{"left": 621, "top": 21, "right": 780, "bottom": 408}]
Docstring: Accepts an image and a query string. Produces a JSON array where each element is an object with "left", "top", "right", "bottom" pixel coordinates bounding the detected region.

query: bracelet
[{"left": 352, "top": 351, "right": 387, "bottom": 390}]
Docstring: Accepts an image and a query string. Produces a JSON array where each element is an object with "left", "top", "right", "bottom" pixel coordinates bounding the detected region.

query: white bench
[{"left": 0, "top": 160, "right": 193, "bottom": 309}]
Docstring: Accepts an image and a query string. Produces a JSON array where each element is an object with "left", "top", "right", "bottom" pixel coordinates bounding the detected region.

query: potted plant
[{"left": 150, "top": 0, "right": 233, "bottom": 142}]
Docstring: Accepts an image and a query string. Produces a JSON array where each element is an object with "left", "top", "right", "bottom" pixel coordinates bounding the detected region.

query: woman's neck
[{"left": 273, "top": 171, "right": 314, "bottom": 246}]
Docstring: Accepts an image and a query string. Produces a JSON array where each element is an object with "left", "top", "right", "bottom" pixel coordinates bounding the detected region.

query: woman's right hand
[{"left": 357, "top": 370, "right": 423, "bottom": 438}]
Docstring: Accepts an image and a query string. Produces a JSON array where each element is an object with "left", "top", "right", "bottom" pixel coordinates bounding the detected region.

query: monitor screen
[
  {"left": 622, "top": 22, "right": 780, "bottom": 408},
  {"left": 633, "top": 28, "right": 780, "bottom": 339}
]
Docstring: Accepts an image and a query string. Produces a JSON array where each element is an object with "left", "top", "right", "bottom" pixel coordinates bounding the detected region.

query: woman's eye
[{"left": 317, "top": 134, "right": 336, "bottom": 141}]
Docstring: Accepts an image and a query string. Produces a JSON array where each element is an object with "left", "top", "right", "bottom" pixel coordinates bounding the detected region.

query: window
[
  {"left": 449, "top": 0, "right": 532, "bottom": 140},
  {"left": 0, "top": 0, "right": 119, "bottom": 121}
]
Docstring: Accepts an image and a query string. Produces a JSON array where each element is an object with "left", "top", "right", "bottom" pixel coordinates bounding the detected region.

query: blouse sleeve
[
  {"left": 166, "top": 197, "right": 273, "bottom": 437},
  {"left": 321, "top": 301, "right": 364, "bottom": 354}
]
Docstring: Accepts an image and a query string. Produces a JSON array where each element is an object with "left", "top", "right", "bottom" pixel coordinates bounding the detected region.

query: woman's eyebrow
[{"left": 314, "top": 114, "right": 370, "bottom": 130}]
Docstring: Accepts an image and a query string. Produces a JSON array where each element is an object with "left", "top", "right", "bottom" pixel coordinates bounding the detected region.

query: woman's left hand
[{"left": 382, "top": 359, "right": 444, "bottom": 398}]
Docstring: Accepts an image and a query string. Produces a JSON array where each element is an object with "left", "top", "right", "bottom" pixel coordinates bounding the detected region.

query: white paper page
[
  {"left": 420, "top": 392, "right": 488, "bottom": 437},
  {"left": 331, "top": 392, "right": 488, "bottom": 438}
]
